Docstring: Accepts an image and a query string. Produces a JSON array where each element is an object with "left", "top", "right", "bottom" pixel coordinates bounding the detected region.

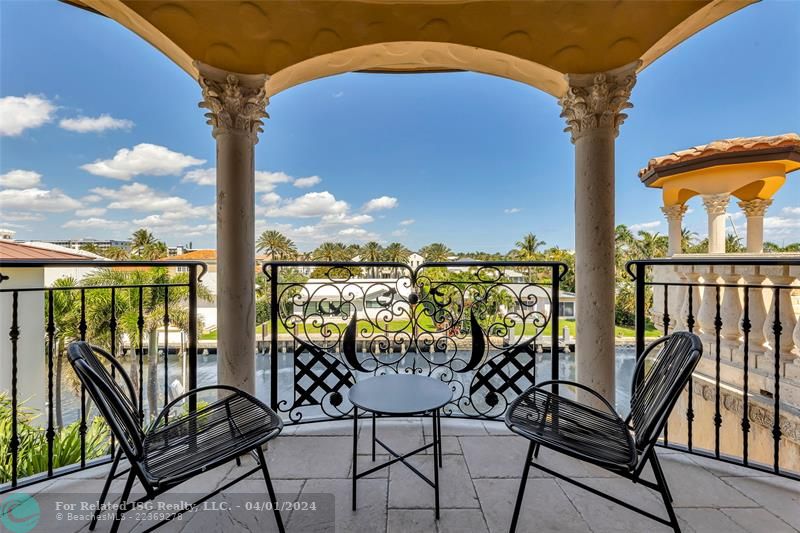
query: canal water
[{"left": 53, "top": 346, "right": 637, "bottom": 424}]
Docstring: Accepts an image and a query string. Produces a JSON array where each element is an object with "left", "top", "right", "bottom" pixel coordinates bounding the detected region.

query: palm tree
[
  {"left": 131, "top": 228, "right": 157, "bottom": 254},
  {"left": 419, "top": 243, "right": 451, "bottom": 263},
  {"left": 103, "top": 246, "right": 130, "bottom": 260},
  {"left": 361, "top": 241, "right": 383, "bottom": 277},
  {"left": 680, "top": 228, "right": 697, "bottom": 253},
  {"left": 138, "top": 241, "right": 168, "bottom": 260},
  {"left": 635, "top": 231, "right": 668, "bottom": 258},
  {"left": 312, "top": 242, "right": 349, "bottom": 262},
  {"left": 513, "top": 233, "right": 546, "bottom": 281},
  {"left": 764, "top": 241, "right": 800, "bottom": 252},
  {"left": 257, "top": 230, "right": 297, "bottom": 260},
  {"left": 514, "top": 233, "right": 546, "bottom": 260},
  {"left": 383, "top": 242, "right": 411, "bottom": 277},
  {"left": 49, "top": 277, "right": 80, "bottom": 428},
  {"left": 726, "top": 233, "right": 745, "bottom": 253}
]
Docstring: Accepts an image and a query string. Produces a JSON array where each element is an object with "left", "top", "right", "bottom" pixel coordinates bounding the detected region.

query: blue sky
[{"left": 1, "top": 1, "right": 798, "bottom": 252}]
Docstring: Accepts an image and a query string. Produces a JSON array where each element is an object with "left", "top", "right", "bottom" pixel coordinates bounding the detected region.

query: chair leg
[
  {"left": 509, "top": 441, "right": 536, "bottom": 533},
  {"left": 650, "top": 453, "right": 680, "bottom": 533},
  {"left": 110, "top": 469, "right": 136, "bottom": 533},
  {"left": 532, "top": 443, "right": 540, "bottom": 459},
  {"left": 372, "top": 412, "right": 376, "bottom": 461},
  {"left": 650, "top": 452, "right": 673, "bottom": 503},
  {"left": 256, "top": 446, "right": 286, "bottom": 533},
  {"left": 90, "top": 448, "right": 122, "bottom": 531}
]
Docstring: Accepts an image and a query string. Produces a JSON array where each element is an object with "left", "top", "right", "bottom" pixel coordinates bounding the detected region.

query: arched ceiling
[{"left": 65, "top": 0, "right": 753, "bottom": 97}]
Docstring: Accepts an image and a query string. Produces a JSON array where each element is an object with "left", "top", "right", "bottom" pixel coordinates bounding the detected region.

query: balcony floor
[{"left": 21, "top": 419, "right": 800, "bottom": 532}]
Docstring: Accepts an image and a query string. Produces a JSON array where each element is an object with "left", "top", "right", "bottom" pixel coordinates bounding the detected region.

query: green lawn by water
[{"left": 200, "top": 318, "right": 659, "bottom": 340}]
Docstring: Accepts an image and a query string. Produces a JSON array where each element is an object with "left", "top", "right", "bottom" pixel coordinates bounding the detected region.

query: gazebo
[
  {"left": 63, "top": 0, "right": 755, "bottom": 404},
  {"left": 640, "top": 133, "right": 800, "bottom": 255}
]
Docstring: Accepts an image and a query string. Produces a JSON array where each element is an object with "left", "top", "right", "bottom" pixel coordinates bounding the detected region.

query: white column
[
  {"left": 198, "top": 62, "right": 269, "bottom": 395},
  {"left": 738, "top": 198, "right": 772, "bottom": 253},
  {"left": 661, "top": 204, "right": 688, "bottom": 256},
  {"left": 559, "top": 63, "right": 637, "bottom": 403},
  {"left": 702, "top": 194, "right": 729, "bottom": 253}
]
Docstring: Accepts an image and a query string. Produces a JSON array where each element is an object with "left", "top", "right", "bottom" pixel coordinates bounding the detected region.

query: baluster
[
  {"left": 47, "top": 290, "right": 55, "bottom": 476},
  {"left": 110, "top": 288, "right": 117, "bottom": 452},
  {"left": 138, "top": 286, "right": 144, "bottom": 422},
  {"left": 10, "top": 291, "right": 19, "bottom": 487},
  {"left": 739, "top": 267, "right": 768, "bottom": 367},
  {"left": 791, "top": 264, "right": 800, "bottom": 381},
  {"left": 762, "top": 266, "right": 797, "bottom": 365},
  {"left": 697, "top": 266, "right": 719, "bottom": 346},
  {"left": 669, "top": 267, "right": 686, "bottom": 331},
  {"left": 770, "top": 286, "right": 782, "bottom": 473},
  {"left": 741, "top": 287, "right": 751, "bottom": 466},
  {"left": 662, "top": 284, "right": 670, "bottom": 445},
  {"left": 719, "top": 267, "right": 743, "bottom": 360},
  {"left": 682, "top": 268, "right": 700, "bottom": 452},
  {"left": 79, "top": 289, "right": 87, "bottom": 468},
  {"left": 163, "top": 286, "right": 170, "bottom": 414},
  {"left": 714, "top": 286, "right": 722, "bottom": 458}
]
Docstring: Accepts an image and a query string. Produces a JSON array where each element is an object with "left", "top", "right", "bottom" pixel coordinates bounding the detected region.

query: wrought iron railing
[
  {"left": 0, "top": 260, "right": 205, "bottom": 492},
  {"left": 628, "top": 257, "right": 800, "bottom": 481},
  {"left": 262, "top": 260, "right": 567, "bottom": 422}
]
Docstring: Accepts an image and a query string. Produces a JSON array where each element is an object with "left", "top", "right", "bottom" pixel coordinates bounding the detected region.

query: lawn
[{"left": 200, "top": 317, "right": 660, "bottom": 340}]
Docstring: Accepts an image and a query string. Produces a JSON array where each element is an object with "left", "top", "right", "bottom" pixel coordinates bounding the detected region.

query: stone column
[
  {"left": 559, "top": 63, "right": 637, "bottom": 403},
  {"left": 662, "top": 204, "right": 688, "bottom": 256},
  {"left": 702, "top": 194, "right": 729, "bottom": 253},
  {"left": 197, "top": 62, "right": 269, "bottom": 395},
  {"left": 738, "top": 198, "right": 772, "bottom": 253}
]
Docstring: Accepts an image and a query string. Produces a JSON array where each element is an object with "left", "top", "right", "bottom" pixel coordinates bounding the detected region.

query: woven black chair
[
  {"left": 504, "top": 331, "right": 702, "bottom": 533},
  {"left": 67, "top": 341, "right": 285, "bottom": 533}
]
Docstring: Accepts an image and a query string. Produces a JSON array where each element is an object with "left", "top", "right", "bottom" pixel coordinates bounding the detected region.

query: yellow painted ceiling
[{"left": 66, "top": 0, "right": 753, "bottom": 96}]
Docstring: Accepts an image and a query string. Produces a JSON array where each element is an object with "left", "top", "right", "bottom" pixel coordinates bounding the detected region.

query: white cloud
[
  {"left": 82, "top": 194, "right": 102, "bottom": 203},
  {"left": 91, "top": 182, "right": 212, "bottom": 222},
  {"left": 260, "top": 192, "right": 281, "bottom": 205},
  {"left": 0, "top": 211, "right": 45, "bottom": 222},
  {"left": 81, "top": 143, "right": 205, "bottom": 180},
  {"left": 320, "top": 213, "right": 374, "bottom": 225},
  {"left": 182, "top": 167, "right": 215, "bottom": 186},
  {"left": 269, "top": 191, "right": 348, "bottom": 218},
  {"left": 629, "top": 220, "right": 662, "bottom": 231},
  {"left": 0, "top": 95, "right": 55, "bottom": 136},
  {"left": 400, "top": 219, "right": 415, "bottom": 226},
  {"left": 59, "top": 114, "right": 134, "bottom": 133},
  {"left": 79, "top": 207, "right": 107, "bottom": 217},
  {"left": 764, "top": 215, "right": 800, "bottom": 241},
  {"left": 293, "top": 176, "right": 321, "bottom": 188},
  {"left": 0, "top": 169, "right": 41, "bottom": 189},
  {"left": 391, "top": 229, "right": 408, "bottom": 237},
  {"left": 504, "top": 207, "right": 522, "bottom": 214},
  {"left": 64, "top": 217, "right": 128, "bottom": 230},
  {"left": 0, "top": 188, "right": 80, "bottom": 212},
  {"left": 363, "top": 196, "right": 398, "bottom": 212},
  {"left": 256, "top": 171, "right": 293, "bottom": 192},
  {"left": 781, "top": 206, "right": 800, "bottom": 216},
  {"left": 333, "top": 92, "right": 344, "bottom": 98},
  {"left": 338, "top": 227, "right": 377, "bottom": 240}
]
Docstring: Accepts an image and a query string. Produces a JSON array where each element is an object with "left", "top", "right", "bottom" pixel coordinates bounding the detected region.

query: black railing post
[
  {"left": 188, "top": 265, "right": 198, "bottom": 414},
  {"left": 46, "top": 290, "right": 55, "bottom": 476},
  {"left": 269, "top": 263, "right": 279, "bottom": 411},
  {"left": 10, "top": 291, "right": 19, "bottom": 488},
  {"left": 634, "top": 262, "right": 646, "bottom": 364},
  {"left": 551, "top": 264, "right": 560, "bottom": 388}
]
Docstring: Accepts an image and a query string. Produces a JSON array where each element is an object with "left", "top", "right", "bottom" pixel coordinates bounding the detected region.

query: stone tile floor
[{"left": 17, "top": 419, "right": 800, "bottom": 532}]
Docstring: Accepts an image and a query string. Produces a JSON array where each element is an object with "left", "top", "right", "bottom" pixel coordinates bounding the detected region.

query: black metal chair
[
  {"left": 67, "top": 341, "right": 285, "bottom": 533},
  {"left": 504, "top": 331, "right": 702, "bottom": 533}
]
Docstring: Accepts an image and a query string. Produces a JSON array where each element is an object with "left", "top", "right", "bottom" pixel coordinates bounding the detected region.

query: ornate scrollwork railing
[{"left": 263, "top": 261, "right": 568, "bottom": 422}]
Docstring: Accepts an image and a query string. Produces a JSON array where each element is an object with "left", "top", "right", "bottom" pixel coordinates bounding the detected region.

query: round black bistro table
[{"left": 348, "top": 374, "right": 452, "bottom": 519}]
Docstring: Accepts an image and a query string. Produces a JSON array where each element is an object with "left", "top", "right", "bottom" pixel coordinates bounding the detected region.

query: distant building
[{"left": 27, "top": 237, "right": 131, "bottom": 251}]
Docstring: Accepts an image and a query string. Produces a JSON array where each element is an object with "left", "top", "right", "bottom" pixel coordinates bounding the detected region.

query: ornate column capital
[
  {"left": 558, "top": 62, "right": 638, "bottom": 143},
  {"left": 661, "top": 204, "right": 688, "bottom": 222},
  {"left": 196, "top": 62, "right": 269, "bottom": 143},
  {"left": 702, "top": 193, "right": 730, "bottom": 216},
  {"left": 737, "top": 198, "right": 773, "bottom": 217}
]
